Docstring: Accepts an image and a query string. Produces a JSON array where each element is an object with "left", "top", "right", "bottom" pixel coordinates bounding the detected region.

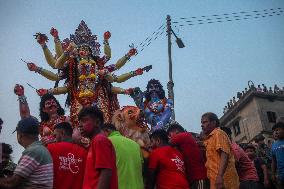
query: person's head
[
  {"left": 14, "top": 117, "right": 39, "bottom": 148},
  {"left": 244, "top": 144, "right": 256, "bottom": 159},
  {"left": 1, "top": 143, "right": 13, "bottom": 168},
  {"left": 273, "top": 129, "right": 279, "bottom": 140},
  {"left": 78, "top": 106, "right": 104, "bottom": 138},
  {"left": 272, "top": 122, "right": 284, "bottom": 140},
  {"left": 167, "top": 123, "right": 185, "bottom": 140},
  {"left": 201, "top": 112, "right": 219, "bottom": 136},
  {"left": 53, "top": 122, "right": 73, "bottom": 142},
  {"left": 220, "top": 127, "right": 232, "bottom": 141},
  {"left": 254, "top": 134, "right": 265, "bottom": 145},
  {"left": 145, "top": 79, "right": 165, "bottom": 101},
  {"left": 102, "top": 123, "right": 117, "bottom": 137},
  {"left": 150, "top": 129, "right": 169, "bottom": 149},
  {"left": 39, "top": 93, "right": 65, "bottom": 121},
  {"left": 72, "top": 127, "right": 82, "bottom": 144}
]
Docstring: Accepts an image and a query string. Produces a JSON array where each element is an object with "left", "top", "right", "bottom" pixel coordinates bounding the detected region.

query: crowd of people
[
  {"left": 0, "top": 108, "right": 284, "bottom": 189},
  {"left": 223, "top": 84, "right": 284, "bottom": 113}
]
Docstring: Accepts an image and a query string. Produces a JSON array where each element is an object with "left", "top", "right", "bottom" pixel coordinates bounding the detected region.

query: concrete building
[{"left": 220, "top": 85, "right": 284, "bottom": 144}]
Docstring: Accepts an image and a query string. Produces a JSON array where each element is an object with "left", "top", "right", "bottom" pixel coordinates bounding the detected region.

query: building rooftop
[{"left": 220, "top": 84, "right": 284, "bottom": 126}]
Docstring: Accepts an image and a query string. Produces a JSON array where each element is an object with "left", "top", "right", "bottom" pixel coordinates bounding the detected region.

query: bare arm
[
  {"left": 14, "top": 84, "right": 31, "bottom": 118},
  {"left": 97, "top": 168, "right": 112, "bottom": 189},
  {"left": 0, "top": 174, "right": 25, "bottom": 188},
  {"left": 261, "top": 163, "right": 270, "bottom": 187},
  {"left": 215, "top": 150, "right": 229, "bottom": 189}
]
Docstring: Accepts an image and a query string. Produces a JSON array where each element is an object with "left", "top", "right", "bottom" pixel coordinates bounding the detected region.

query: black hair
[
  {"left": 150, "top": 129, "right": 169, "bottom": 144},
  {"left": 272, "top": 122, "right": 284, "bottom": 131},
  {"left": 78, "top": 106, "right": 104, "bottom": 124},
  {"left": 167, "top": 123, "right": 185, "bottom": 134},
  {"left": 202, "top": 112, "right": 220, "bottom": 127},
  {"left": 254, "top": 134, "right": 265, "bottom": 142},
  {"left": 244, "top": 144, "right": 256, "bottom": 151},
  {"left": 55, "top": 122, "right": 73, "bottom": 136},
  {"left": 145, "top": 79, "right": 165, "bottom": 101},
  {"left": 39, "top": 93, "right": 65, "bottom": 122},
  {"left": 2, "top": 143, "right": 13, "bottom": 155},
  {"left": 0, "top": 118, "right": 3, "bottom": 125},
  {"left": 103, "top": 123, "right": 117, "bottom": 131},
  {"left": 220, "top": 127, "right": 232, "bottom": 138}
]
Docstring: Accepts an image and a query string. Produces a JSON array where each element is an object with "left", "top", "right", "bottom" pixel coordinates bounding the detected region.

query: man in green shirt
[{"left": 103, "top": 123, "right": 144, "bottom": 189}]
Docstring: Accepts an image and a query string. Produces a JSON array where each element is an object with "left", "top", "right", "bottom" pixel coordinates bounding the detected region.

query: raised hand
[
  {"left": 104, "top": 31, "right": 111, "bottom": 40},
  {"left": 37, "top": 88, "right": 48, "bottom": 96},
  {"left": 50, "top": 27, "right": 59, "bottom": 38},
  {"left": 127, "top": 48, "right": 137, "bottom": 57},
  {"left": 26, "top": 62, "right": 38, "bottom": 72},
  {"left": 135, "top": 68, "right": 143, "bottom": 75},
  {"left": 14, "top": 84, "right": 24, "bottom": 96},
  {"left": 34, "top": 33, "right": 48, "bottom": 45},
  {"left": 124, "top": 88, "right": 134, "bottom": 95}
]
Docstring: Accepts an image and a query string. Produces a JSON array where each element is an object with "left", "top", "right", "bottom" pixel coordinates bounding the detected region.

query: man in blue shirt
[{"left": 271, "top": 122, "right": 284, "bottom": 189}]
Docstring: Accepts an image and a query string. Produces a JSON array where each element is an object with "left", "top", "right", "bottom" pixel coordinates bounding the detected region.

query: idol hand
[
  {"left": 37, "top": 89, "right": 48, "bottom": 96},
  {"left": 104, "top": 31, "right": 111, "bottom": 40},
  {"left": 27, "top": 62, "right": 38, "bottom": 72},
  {"left": 14, "top": 84, "right": 24, "bottom": 96},
  {"left": 50, "top": 27, "right": 59, "bottom": 38}
]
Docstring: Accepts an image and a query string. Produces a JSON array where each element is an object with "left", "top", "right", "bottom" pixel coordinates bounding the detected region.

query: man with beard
[
  {"left": 78, "top": 106, "right": 118, "bottom": 189},
  {"left": 201, "top": 112, "right": 239, "bottom": 189},
  {"left": 14, "top": 84, "right": 68, "bottom": 140},
  {"left": 131, "top": 79, "right": 173, "bottom": 131}
]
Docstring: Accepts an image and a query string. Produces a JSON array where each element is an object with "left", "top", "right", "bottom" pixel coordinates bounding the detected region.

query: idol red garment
[
  {"left": 148, "top": 146, "right": 189, "bottom": 189},
  {"left": 171, "top": 132, "right": 207, "bottom": 183},
  {"left": 231, "top": 142, "right": 259, "bottom": 181},
  {"left": 83, "top": 134, "right": 118, "bottom": 189},
  {"left": 47, "top": 141, "right": 87, "bottom": 189}
]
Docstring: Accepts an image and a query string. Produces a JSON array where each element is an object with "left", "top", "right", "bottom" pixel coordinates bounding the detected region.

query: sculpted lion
[{"left": 112, "top": 105, "right": 151, "bottom": 157}]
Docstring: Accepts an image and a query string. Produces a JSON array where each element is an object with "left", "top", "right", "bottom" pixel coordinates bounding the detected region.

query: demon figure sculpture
[{"left": 131, "top": 79, "right": 173, "bottom": 131}]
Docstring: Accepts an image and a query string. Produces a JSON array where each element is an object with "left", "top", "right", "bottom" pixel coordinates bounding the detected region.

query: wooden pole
[{"left": 166, "top": 15, "right": 175, "bottom": 120}]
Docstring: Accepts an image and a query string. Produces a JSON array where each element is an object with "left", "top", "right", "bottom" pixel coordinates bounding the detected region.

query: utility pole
[{"left": 166, "top": 15, "right": 175, "bottom": 120}]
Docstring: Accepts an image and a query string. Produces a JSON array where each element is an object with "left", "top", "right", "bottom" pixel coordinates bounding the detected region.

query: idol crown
[{"left": 70, "top": 20, "right": 101, "bottom": 56}]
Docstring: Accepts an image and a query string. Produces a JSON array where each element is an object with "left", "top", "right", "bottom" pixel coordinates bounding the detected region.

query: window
[
  {"left": 267, "top": 111, "right": 277, "bottom": 123},
  {"left": 233, "top": 121, "right": 241, "bottom": 136}
]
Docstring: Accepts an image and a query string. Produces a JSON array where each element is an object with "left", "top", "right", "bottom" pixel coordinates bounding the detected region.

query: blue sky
[{"left": 0, "top": 0, "right": 284, "bottom": 161}]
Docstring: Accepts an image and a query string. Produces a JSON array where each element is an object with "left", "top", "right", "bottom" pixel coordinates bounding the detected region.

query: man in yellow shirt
[{"left": 201, "top": 112, "right": 239, "bottom": 189}]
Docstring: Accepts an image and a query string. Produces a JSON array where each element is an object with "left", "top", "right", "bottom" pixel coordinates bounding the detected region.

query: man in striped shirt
[{"left": 0, "top": 116, "right": 53, "bottom": 188}]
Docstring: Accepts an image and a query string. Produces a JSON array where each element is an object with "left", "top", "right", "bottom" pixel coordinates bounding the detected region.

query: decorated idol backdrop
[{"left": 23, "top": 21, "right": 153, "bottom": 129}]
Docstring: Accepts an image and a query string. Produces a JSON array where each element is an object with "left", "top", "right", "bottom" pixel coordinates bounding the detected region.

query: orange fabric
[{"left": 203, "top": 128, "right": 239, "bottom": 189}]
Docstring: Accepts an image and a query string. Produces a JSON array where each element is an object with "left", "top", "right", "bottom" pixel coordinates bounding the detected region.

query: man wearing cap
[
  {"left": 0, "top": 117, "right": 53, "bottom": 188},
  {"left": 271, "top": 122, "right": 284, "bottom": 189}
]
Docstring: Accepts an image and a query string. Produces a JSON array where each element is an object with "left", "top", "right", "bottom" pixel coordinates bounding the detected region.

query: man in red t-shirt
[
  {"left": 47, "top": 122, "right": 87, "bottom": 189},
  {"left": 167, "top": 124, "right": 209, "bottom": 189},
  {"left": 146, "top": 129, "right": 189, "bottom": 189},
  {"left": 78, "top": 106, "right": 118, "bottom": 189}
]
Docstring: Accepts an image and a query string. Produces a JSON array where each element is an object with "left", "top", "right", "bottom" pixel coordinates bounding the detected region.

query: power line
[
  {"left": 172, "top": 8, "right": 282, "bottom": 28},
  {"left": 133, "top": 7, "right": 283, "bottom": 57}
]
